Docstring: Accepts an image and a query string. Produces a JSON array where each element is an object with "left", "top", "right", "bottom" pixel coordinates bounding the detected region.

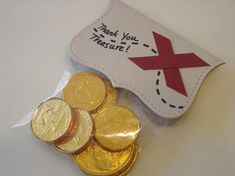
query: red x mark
[{"left": 129, "top": 32, "right": 209, "bottom": 96}]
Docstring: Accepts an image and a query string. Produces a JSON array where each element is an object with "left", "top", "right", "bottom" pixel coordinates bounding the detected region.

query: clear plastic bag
[{"left": 13, "top": 66, "right": 166, "bottom": 176}]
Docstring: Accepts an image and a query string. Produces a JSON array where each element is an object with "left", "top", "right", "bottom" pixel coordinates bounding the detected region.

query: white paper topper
[{"left": 69, "top": 0, "right": 224, "bottom": 120}]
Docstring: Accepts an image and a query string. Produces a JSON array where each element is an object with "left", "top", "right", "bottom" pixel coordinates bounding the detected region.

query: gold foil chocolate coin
[
  {"left": 31, "top": 98, "right": 74, "bottom": 143},
  {"left": 92, "top": 80, "right": 117, "bottom": 115},
  {"left": 93, "top": 105, "right": 140, "bottom": 151},
  {"left": 120, "top": 144, "right": 138, "bottom": 176},
  {"left": 55, "top": 109, "right": 93, "bottom": 153},
  {"left": 72, "top": 143, "right": 135, "bottom": 176},
  {"left": 63, "top": 72, "right": 106, "bottom": 111},
  {"left": 102, "top": 80, "right": 117, "bottom": 107}
]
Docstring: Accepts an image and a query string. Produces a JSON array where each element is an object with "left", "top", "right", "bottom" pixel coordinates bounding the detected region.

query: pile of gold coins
[{"left": 30, "top": 72, "right": 140, "bottom": 176}]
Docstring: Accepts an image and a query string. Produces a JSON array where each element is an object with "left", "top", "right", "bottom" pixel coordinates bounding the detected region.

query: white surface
[{"left": 0, "top": 0, "right": 235, "bottom": 176}]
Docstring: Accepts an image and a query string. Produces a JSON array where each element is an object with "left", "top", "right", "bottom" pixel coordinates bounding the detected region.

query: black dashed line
[
  {"left": 100, "top": 34, "right": 105, "bottom": 38},
  {"left": 132, "top": 42, "right": 138, "bottom": 45},
  {"left": 121, "top": 42, "right": 126, "bottom": 45},
  {"left": 156, "top": 89, "right": 160, "bottom": 95},
  {"left": 161, "top": 98, "right": 167, "bottom": 104},
  {"left": 156, "top": 79, "right": 159, "bottom": 85},
  {"left": 143, "top": 44, "right": 149, "bottom": 47},
  {"left": 151, "top": 49, "right": 157, "bottom": 53},
  {"left": 110, "top": 40, "right": 116, "bottom": 43},
  {"left": 143, "top": 42, "right": 184, "bottom": 109},
  {"left": 94, "top": 28, "right": 98, "bottom": 32}
]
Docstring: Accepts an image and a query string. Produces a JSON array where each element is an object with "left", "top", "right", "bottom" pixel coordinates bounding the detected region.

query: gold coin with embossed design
[
  {"left": 120, "top": 144, "right": 138, "bottom": 176},
  {"left": 31, "top": 98, "right": 74, "bottom": 143},
  {"left": 72, "top": 143, "right": 136, "bottom": 176},
  {"left": 63, "top": 72, "right": 106, "bottom": 111},
  {"left": 55, "top": 109, "right": 94, "bottom": 153},
  {"left": 102, "top": 80, "right": 117, "bottom": 107},
  {"left": 93, "top": 105, "right": 140, "bottom": 151},
  {"left": 92, "top": 79, "right": 117, "bottom": 115}
]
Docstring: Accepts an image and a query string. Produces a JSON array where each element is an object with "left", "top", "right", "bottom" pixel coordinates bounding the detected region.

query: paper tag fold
[{"left": 69, "top": 0, "right": 224, "bottom": 119}]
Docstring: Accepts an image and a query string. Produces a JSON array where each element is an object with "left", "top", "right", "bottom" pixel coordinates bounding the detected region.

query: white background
[{"left": 0, "top": 0, "right": 235, "bottom": 175}]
